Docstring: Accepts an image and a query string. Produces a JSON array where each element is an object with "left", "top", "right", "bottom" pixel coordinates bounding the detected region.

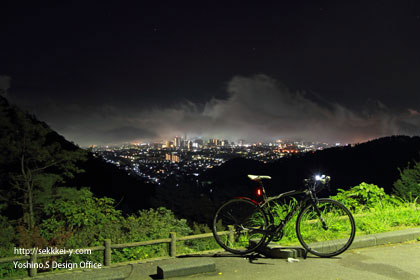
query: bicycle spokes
[
  {"left": 297, "top": 199, "right": 355, "bottom": 257},
  {"left": 212, "top": 199, "right": 269, "bottom": 254}
]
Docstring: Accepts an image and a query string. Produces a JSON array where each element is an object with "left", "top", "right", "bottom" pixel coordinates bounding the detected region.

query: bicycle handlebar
[{"left": 304, "top": 174, "right": 331, "bottom": 192}]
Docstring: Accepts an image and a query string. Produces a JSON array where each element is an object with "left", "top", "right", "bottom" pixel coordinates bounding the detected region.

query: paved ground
[
  {"left": 18, "top": 240, "right": 420, "bottom": 280},
  {"left": 12, "top": 228, "right": 420, "bottom": 280},
  {"left": 173, "top": 241, "right": 420, "bottom": 280}
]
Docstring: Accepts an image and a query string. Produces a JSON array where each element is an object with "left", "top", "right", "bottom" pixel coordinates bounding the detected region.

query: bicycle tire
[
  {"left": 212, "top": 198, "right": 269, "bottom": 254},
  {"left": 296, "top": 198, "right": 356, "bottom": 257}
]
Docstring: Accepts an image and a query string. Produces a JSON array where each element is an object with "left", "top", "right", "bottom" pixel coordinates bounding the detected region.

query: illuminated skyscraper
[
  {"left": 165, "top": 152, "right": 180, "bottom": 162},
  {"left": 174, "top": 136, "right": 181, "bottom": 147},
  {"left": 194, "top": 139, "right": 204, "bottom": 147},
  {"left": 221, "top": 140, "right": 229, "bottom": 147}
]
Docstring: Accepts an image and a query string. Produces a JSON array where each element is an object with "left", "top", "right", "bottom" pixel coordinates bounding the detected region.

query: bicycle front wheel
[
  {"left": 296, "top": 198, "right": 355, "bottom": 257},
  {"left": 212, "top": 198, "right": 268, "bottom": 254}
]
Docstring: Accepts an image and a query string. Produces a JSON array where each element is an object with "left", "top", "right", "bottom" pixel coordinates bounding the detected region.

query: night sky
[{"left": 2, "top": 0, "right": 420, "bottom": 146}]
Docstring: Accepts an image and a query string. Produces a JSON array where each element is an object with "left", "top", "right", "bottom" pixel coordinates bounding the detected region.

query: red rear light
[{"left": 256, "top": 188, "right": 262, "bottom": 196}]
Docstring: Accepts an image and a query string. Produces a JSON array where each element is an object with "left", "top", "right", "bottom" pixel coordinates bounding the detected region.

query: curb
[
  {"left": 157, "top": 259, "right": 216, "bottom": 279},
  {"left": 350, "top": 227, "right": 420, "bottom": 249},
  {"left": 254, "top": 227, "right": 420, "bottom": 259}
]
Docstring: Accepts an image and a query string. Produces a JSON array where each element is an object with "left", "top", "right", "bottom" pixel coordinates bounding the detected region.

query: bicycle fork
[{"left": 310, "top": 198, "right": 329, "bottom": 230}]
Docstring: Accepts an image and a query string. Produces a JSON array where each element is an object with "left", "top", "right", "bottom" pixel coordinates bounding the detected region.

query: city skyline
[
  {"left": 93, "top": 134, "right": 336, "bottom": 149},
  {"left": 95, "top": 135, "right": 328, "bottom": 185},
  {"left": 2, "top": 1, "right": 420, "bottom": 146}
]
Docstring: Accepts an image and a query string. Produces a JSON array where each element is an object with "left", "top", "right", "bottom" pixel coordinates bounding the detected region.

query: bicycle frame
[
  {"left": 213, "top": 174, "right": 354, "bottom": 257},
  {"left": 238, "top": 180, "right": 327, "bottom": 237}
]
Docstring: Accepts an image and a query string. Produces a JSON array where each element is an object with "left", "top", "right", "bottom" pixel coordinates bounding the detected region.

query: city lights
[{"left": 93, "top": 137, "right": 334, "bottom": 185}]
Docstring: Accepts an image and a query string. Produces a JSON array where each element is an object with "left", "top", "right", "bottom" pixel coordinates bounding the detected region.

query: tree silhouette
[
  {"left": 0, "top": 97, "right": 86, "bottom": 230},
  {"left": 393, "top": 160, "right": 420, "bottom": 201}
]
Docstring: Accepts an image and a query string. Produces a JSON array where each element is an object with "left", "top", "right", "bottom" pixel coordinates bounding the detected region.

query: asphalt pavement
[{"left": 12, "top": 228, "right": 420, "bottom": 280}]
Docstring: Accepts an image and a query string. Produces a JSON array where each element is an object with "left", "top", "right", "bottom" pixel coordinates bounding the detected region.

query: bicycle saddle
[{"left": 247, "top": 174, "right": 272, "bottom": 181}]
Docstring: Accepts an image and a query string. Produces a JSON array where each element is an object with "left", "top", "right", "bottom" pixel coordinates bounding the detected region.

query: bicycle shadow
[
  {"left": 177, "top": 250, "right": 342, "bottom": 262},
  {"left": 148, "top": 251, "right": 343, "bottom": 279},
  {"left": 148, "top": 253, "right": 270, "bottom": 279},
  {"left": 177, "top": 251, "right": 274, "bottom": 264}
]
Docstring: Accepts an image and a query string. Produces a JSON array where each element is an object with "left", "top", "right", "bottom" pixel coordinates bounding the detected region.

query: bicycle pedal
[
  {"left": 271, "top": 236, "right": 282, "bottom": 242},
  {"left": 271, "top": 231, "right": 283, "bottom": 242}
]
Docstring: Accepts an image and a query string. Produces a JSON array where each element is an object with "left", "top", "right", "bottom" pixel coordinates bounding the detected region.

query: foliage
[
  {"left": 180, "top": 222, "right": 220, "bottom": 253},
  {"left": 0, "top": 215, "right": 14, "bottom": 257},
  {"left": 40, "top": 187, "right": 122, "bottom": 247},
  {"left": 39, "top": 188, "right": 193, "bottom": 262},
  {"left": 0, "top": 97, "right": 86, "bottom": 230},
  {"left": 330, "top": 182, "right": 402, "bottom": 212},
  {"left": 330, "top": 184, "right": 419, "bottom": 236},
  {"left": 393, "top": 160, "right": 420, "bottom": 202},
  {"left": 122, "top": 207, "right": 191, "bottom": 242},
  {"left": 112, "top": 207, "right": 192, "bottom": 261},
  {"left": 0, "top": 215, "right": 26, "bottom": 279}
]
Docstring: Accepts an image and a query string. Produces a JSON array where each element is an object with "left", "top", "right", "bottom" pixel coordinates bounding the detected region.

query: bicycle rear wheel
[
  {"left": 296, "top": 198, "right": 355, "bottom": 257},
  {"left": 212, "top": 198, "right": 268, "bottom": 254}
]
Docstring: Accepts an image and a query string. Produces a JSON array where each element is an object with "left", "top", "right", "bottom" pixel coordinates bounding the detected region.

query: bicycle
[{"left": 212, "top": 174, "right": 356, "bottom": 257}]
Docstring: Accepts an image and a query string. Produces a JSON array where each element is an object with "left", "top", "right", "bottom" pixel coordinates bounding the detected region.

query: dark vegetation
[
  {"left": 0, "top": 94, "right": 419, "bottom": 277},
  {"left": 0, "top": 96, "right": 202, "bottom": 278},
  {"left": 72, "top": 154, "right": 155, "bottom": 213},
  {"left": 202, "top": 135, "right": 420, "bottom": 204}
]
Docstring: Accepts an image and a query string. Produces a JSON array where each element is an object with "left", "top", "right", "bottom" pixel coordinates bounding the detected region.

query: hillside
[
  {"left": 0, "top": 96, "right": 154, "bottom": 216},
  {"left": 72, "top": 154, "right": 155, "bottom": 212},
  {"left": 202, "top": 136, "right": 420, "bottom": 201}
]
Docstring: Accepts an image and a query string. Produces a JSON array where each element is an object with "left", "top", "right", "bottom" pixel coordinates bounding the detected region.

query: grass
[
  {"left": 272, "top": 201, "right": 420, "bottom": 247},
  {"left": 353, "top": 203, "right": 420, "bottom": 235},
  {"left": 230, "top": 193, "right": 420, "bottom": 249}
]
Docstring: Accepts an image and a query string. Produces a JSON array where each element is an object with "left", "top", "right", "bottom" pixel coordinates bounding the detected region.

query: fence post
[
  {"left": 104, "top": 239, "right": 111, "bottom": 266},
  {"left": 29, "top": 251, "right": 37, "bottom": 277},
  {"left": 228, "top": 225, "right": 234, "bottom": 246},
  {"left": 169, "top": 232, "right": 176, "bottom": 257}
]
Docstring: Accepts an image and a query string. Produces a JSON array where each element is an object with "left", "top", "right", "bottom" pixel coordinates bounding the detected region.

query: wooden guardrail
[{"left": 0, "top": 229, "right": 233, "bottom": 277}]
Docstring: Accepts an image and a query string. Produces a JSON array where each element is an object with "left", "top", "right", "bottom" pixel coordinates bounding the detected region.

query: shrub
[
  {"left": 0, "top": 215, "right": 22, "bottom": 279},
  {"left": 331, "top": 182, "right": 402, "bottom": 212},
  {"left": 40, "top": 187, "right": 122, "bottom": 247},
  {"left": 393, "top": 161, "right": 420, "bottom": 202}
]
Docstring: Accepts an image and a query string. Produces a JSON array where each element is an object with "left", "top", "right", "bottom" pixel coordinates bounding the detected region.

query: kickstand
[
  {"left": 303, "top": 248, "right": 308, "bottom": 259},
  {"left": 247, "top": 253, "right": 263, "bottom": 263}
]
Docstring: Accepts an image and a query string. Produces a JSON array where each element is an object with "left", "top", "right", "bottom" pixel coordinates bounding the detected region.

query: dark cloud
[
  {"left": 131, "top": 75, "right": 420, "bottom": 144},
  {"left": 10, "top": 75, "right": 420, "bottom": 146}
]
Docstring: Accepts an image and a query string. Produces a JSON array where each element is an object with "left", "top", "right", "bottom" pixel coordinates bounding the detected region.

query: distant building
[
  {"left": 166, "top": 152, "right": 180, "bottom": 163},
  {"left": 209, "top": 138, "right": 221, "bottom": 146},
  {"left": 164, "top": 140, "right": 173, "bottom": 148},
  {"left": 194, "top": 139, "right": 204, "bottom": 147},
  {"left": 174, "top": 136, "right": 181, "bottom": 147},
  {"left": 165, "top": 153, "right": 171, "bottom": 161}
]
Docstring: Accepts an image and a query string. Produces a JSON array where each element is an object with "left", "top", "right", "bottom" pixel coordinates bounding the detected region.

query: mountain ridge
[
  {"left": 0, "top": 95, "right": 154, "bottom": 213},
  {"left": 202, "top": 135, "right": 420, "bottom": 201}
]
